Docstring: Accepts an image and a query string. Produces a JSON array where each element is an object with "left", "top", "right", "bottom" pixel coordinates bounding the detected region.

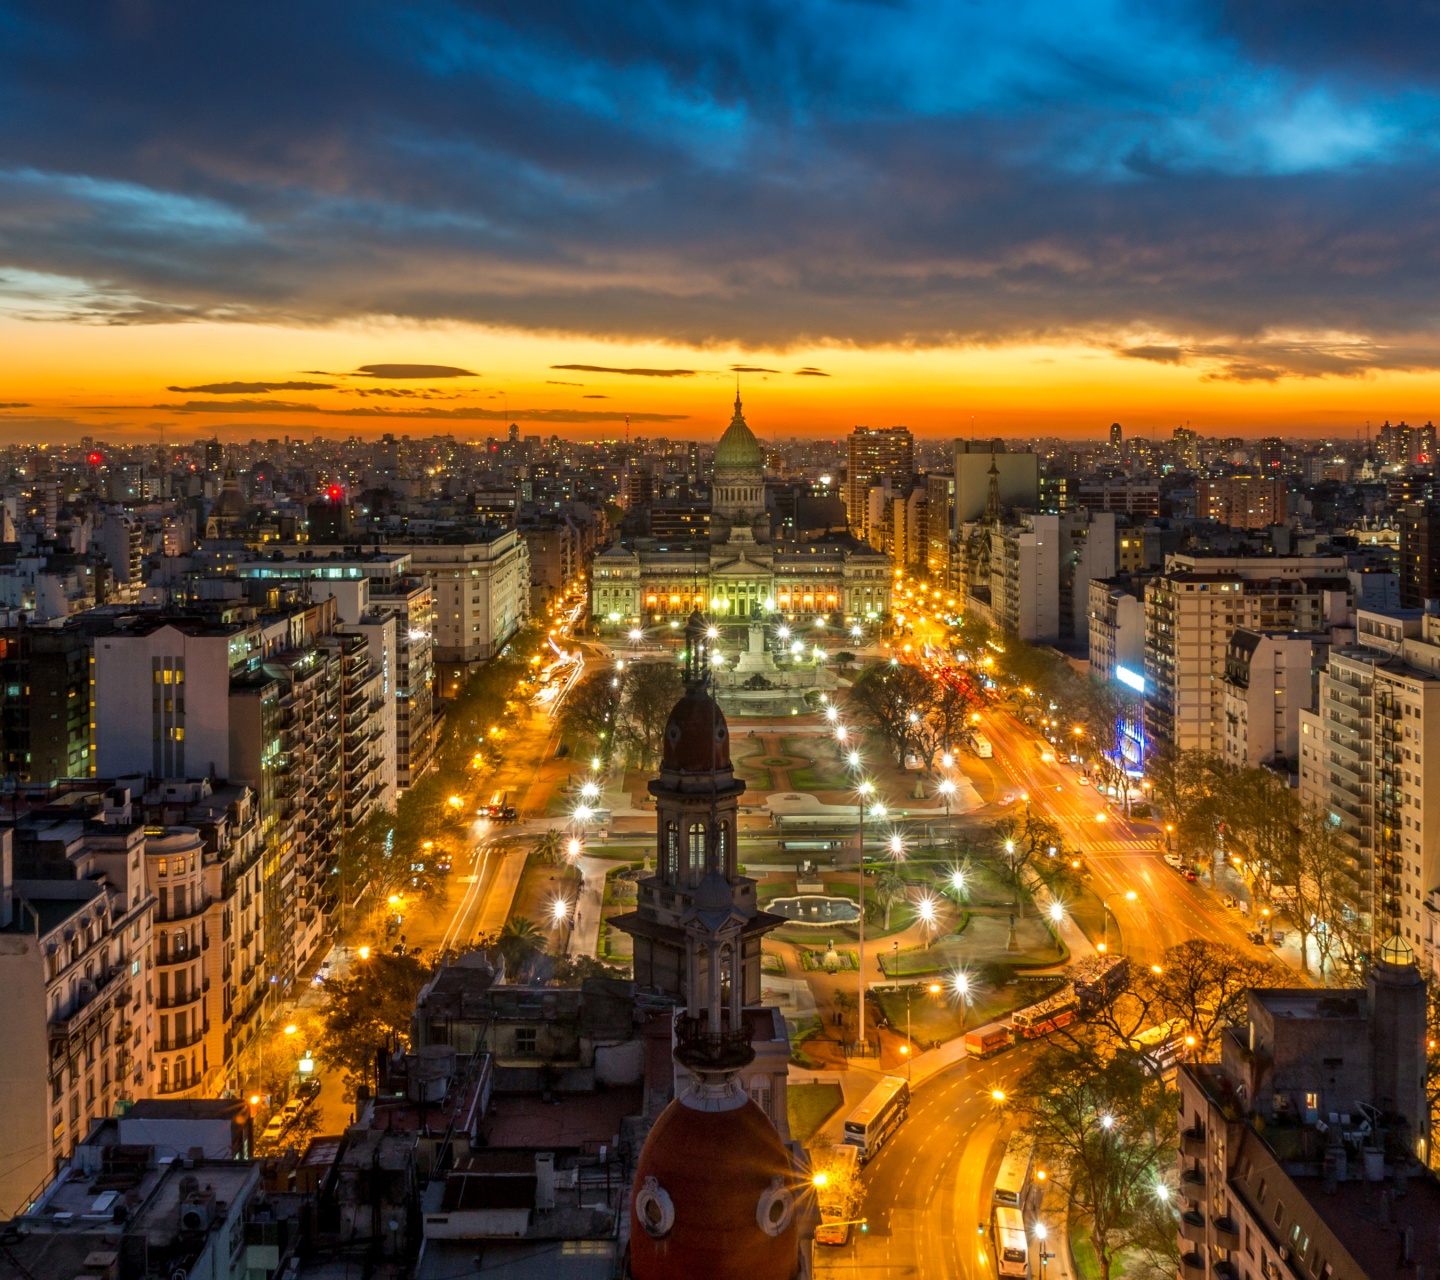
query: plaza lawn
[
  {"left": 874, "top": 973, "right": 1067, "bottom": 1046},
  {"left": 787, "top": 1081, "right": 845, "bottom": 1142}
]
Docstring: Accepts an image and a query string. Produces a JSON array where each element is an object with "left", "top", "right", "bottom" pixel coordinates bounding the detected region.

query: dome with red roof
[
  {"left": 660, "top": 688, "right": 732, "bottom": 774},
  {"left": 629, "top": 1086, "right": 802, "bottom": 1280}
]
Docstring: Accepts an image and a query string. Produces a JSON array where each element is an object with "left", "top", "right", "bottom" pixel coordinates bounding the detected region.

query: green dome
[{"left": 715, "top": 394, "right": 765, "bottom": 470}]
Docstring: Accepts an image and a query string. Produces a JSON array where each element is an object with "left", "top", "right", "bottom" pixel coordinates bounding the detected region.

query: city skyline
[{"left": 10, "top": 4, "right": 1440, "bottom": 440}]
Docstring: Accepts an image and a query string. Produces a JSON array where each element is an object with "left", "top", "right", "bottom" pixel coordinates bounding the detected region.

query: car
[
  {"left": 1162, "top": 852, "right": 1183, "bottom": 870},
  {"left": 1247, "top": 930, "right": 1267, "bottom": 945},
  {"left": 1184, "top": 869, "right": 1199, "bottom": 882},
  {"left": 1076, "top": 775, "right": 1091, "bottom": 786},
  {"left": 297, "top": 1078, "right": 322, "bottom": 1101},
  {"left": 261, "top": 1116, "right": 287, "bottom": 1143}
]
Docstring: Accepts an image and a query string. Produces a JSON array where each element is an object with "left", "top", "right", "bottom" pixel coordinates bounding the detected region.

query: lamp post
[
  {"left": 1100, "top": 889, "right": 1137, "bottom": 953},
  {"left": 856, "top": 780, "right": 874, "bottom": 1048},
  {"left": 954, "top": 973, "right": 970, "bottom": 1031}
]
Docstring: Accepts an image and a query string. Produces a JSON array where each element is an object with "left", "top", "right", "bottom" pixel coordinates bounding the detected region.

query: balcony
[
  {"left": 157, "top": 1026, "right": 205, "bottom": 1052},
  {"left": 1180, "top": 1165, "right": 1206, "bottom": 1191},
  {"left": 1179, "top": 1211, "right": 1207, "bottom": 1245},
  {"left": 1180, "top": 1126, "right": 1206, "bottom": 1158},
  {"left": 156, "top": 987, "right": 205, "bottom": 1012},
  {"left": 1212, "top": 1217, "right": 1240, "bottom": 1250},
  {"left": 1179, "top": 1252, "right": 1206, "bottom": 1280}
]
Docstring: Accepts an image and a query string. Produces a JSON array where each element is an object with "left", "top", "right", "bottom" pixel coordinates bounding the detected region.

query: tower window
[
  {"left": 687, "top": 822, "right": 706, "bottom": 881},
  {"left": 664, "top": 822, "right": 679, "bottom": 882}
]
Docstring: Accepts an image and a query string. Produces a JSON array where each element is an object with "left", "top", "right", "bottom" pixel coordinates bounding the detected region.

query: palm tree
[
  {"left": 533, "top": 829, "right": 563, "bottom": 866},
  {"left": 874, "top": 868, "right": 908, "bottom": 931},
  {"left": 498, "top": 914, "right": 543, "bottom": 972}
]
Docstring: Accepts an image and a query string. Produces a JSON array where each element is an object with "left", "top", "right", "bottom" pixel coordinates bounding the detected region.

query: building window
[
  {"left": 687, "top": 823, "right": 706, "bottom": 882},
  {"left": 515, "top": 1027, "right": 537, "bottom": 1055}
]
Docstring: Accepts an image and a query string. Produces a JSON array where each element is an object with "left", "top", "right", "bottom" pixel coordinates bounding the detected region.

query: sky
[{"left": 6, "top": 0, "right": 1440, "bottom": 443}]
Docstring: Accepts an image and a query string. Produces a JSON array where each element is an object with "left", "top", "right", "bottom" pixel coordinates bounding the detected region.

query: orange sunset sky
[{"left": 5, "top": 317, "right": 1437, "bottom": 446}]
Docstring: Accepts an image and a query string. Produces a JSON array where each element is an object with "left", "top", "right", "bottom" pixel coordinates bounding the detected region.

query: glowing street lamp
[
  {"left": 938, "top": 777, "right": 955, "bottom": 818},
  {"left": 580, "top": 781, "right": 600, "bottom": 800},
  {"left": 889, "top": 833, "right": 905, "bottom": 859},
  {"left": 854, "top": 781, "right": 876, "bottom": 1046}
]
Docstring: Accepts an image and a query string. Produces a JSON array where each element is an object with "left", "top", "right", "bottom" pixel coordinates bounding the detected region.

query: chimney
[{"left": 534, "top": 1152, "right": 555, "bottom": 1211}]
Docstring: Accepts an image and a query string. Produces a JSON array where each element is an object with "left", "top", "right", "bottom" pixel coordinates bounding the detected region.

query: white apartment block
[
  {"left": 1220, "top": 629, "right": 1328, "bottom": 770},
  {"left": 1298, "top": 607, "right": 1440, "bottom": 958},
  {"left": 395, "top": 534, "right": 531, "bottom": 696},
  {"left": 1088, "top": 577, "right": 1145, "bottom": 680},
  {"left": 1144, "top": 555, "right": 1350, "bottom": 754}
]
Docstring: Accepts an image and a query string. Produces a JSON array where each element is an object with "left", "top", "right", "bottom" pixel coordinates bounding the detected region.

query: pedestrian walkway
[
  {"left": 473, "top": 845, "right": 527, "bottom": 939},
  {"left": 568, "top": 854, "right": 609, "bottom": 957}
]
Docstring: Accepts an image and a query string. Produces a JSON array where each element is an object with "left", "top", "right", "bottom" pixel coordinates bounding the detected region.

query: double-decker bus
[
  {"left": 841, "top": 1075, "right": 910, "bottom": 1163},
  {"left": 1010, "top": 988, "right": 1080, "bottom": 1038}
]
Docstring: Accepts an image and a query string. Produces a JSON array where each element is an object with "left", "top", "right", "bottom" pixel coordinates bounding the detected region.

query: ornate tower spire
[{"left": 985, "top": 455, "right": 1002, "bottom": 524}]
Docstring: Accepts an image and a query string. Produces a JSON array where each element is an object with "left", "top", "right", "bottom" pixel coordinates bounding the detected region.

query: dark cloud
[
  {"left": 0, "top": 402, "right": 31, "bottom": 409},
  {"left": 546, "top": 380, "right": 583, "bottom": 385},
  {"left": 5, "top": 3, "right": 1440, "bottom": 378},
  {"left": 1117, "top": 346, "right": 1185, "bottom": 365},
  {"left": 730, "top": 364, "right": 780, "bottom": 373},
  {"left": 355, "top": 364, "right": 477, "bottom": 378},
  {"left": 793, "top": 368, "right": 830, "bottom": 377},
  {"left": 582, "top": 393, "right": 608, "bottom": 398},
  {"left": 166, "top": 380, "right": 335, "bottom": 393},
  {"left": 551, "top": 365, "right": 696, "bottom": 377}
]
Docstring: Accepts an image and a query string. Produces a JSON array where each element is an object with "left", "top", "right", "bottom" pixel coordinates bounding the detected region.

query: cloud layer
[{"left": 4, "top": 2, "right": 1440, "bottom": 377}]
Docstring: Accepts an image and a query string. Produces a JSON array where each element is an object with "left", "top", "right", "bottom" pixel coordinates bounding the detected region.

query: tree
[
  {"left": 533, "top": 829, "right": 564, "bottom": 866},
  {"left": 1283, "top": 804, "right": 1360, "bottom": 979},
  {"left": 1151, "top": 940, "right": 1275, "bottom": 1057},
  {"left": 550, "top": 954, "right": 628, "bottom": 985},
  {"left": 620, "top": 660, "right": 684, "bottom": 769},
  {"left": 1011, "top": 1042, "right": 1178, "bottom": 1280},
  {"left": 849, "top": 661, "right": 933, "bottom": 764},
  {"left": 874, "top": 867, "right": 908, "bottom": 931},
  {"left": 561, "top": 670, "right": 621, "bottom": 759},
  {"left": 497, "top": 914, "right": 544, "bottom": 973},
  {"left": 316, "top": 952, "right": 432, "bottom": 1095}
]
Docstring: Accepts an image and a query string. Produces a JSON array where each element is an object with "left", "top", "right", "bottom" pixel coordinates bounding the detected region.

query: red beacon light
[
  {"left": 87, "top": 452, "right": 103, "bottom": 466},
  {"left": 326, "top": 485, "right": 344, "bottom": 502}
]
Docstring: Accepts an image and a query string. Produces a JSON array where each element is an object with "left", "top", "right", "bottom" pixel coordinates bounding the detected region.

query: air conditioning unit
[{"left": 180, "top": 1192, "right": 216, "bottom": 1233}]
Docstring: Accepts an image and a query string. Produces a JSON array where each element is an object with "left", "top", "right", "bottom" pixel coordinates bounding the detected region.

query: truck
[
  {"left": 964, "top": 1025, "right": 1014, "bottom": 1059},
  {"left": 971, "top": 734, "right": 993, "bottom": 759},
  {"left": 812, "top": 1144, "right": 863, "bottom": 1246}
]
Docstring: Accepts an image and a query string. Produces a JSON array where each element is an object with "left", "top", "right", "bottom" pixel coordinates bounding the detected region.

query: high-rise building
[
  {"left": 1195, "top": 475, "right": 1289, "bottom": 529},
  {"left": 393, "top": 532, "right": 531, "bottom": 697},
  {"left": 1399, "top": 502, "right": 1440, "bottom": 607},
  {"left": 1143, "top": 555, "right": 1350, "bottom": 753},
  {"left": 1299, "top": 606, "right": 1440, "bottom": 954},
  {"left": 845, "top": 426, "right": 914, "bottom": 539},
  {"left": 925, "top": 473, "right": 955, "bottom": 581},
  {"left": 1108, "top": 421, "right": 1123, "bottom": 449}
]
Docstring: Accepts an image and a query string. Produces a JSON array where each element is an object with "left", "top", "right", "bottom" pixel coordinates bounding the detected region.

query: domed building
[
  {"left": 613, "top": 613, "right": 814, "bottom": 1279},
  {"left": 589, "top": 396, "right": 893, "bottom": 635},
  {"left": 712, "top": 392, "right": 767, "bottom": 525}
]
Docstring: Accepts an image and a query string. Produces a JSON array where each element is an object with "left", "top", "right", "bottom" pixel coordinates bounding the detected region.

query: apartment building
[
  {"left": 924, "top": 473, "right": 955, "bottom": 581},
  {"left": 1144, "top": 555, "right": 1350, "bottom": 754},
  {"left": 0, "top": 619, "right": 102, "bottom": 782},
  {"left": 1298, "top": 607, "right": 1440, "bottom": 956},
  {"left": 845, "top": 426, "right": 914, "bottom": 538},
  {"left": 1075, "top": 479, "right": 1160, "bottom": 516},
  {"left": 91, "top": 598, "right": 359, "bottom": 994},
  {"left": 1195, "top": 475, "right": 1289, "bottom": 530},
  {"left": 1219, "top": 629, "right": 1329, "bottom": 770},
  {"left": 1088, "top": 576, "right": 1146, "bottom": 682},
  {"left": 235, "top": 550, "right": 436, "bottom": 789},
  {"left": 0, "top": 816, "right": 156, "bottom": 1215},
  {"left": 978, "top": 510, "right": 1116, "bottom": 646},
  {"left": 1176, "top": 945, "right": 1433, "bottom": 1280},
  {"left": 393, "top": 533, "right": 531, "bottom": 697},
  {"left": 1398, "top": 502, "right": 1440, "bottom": 607}
]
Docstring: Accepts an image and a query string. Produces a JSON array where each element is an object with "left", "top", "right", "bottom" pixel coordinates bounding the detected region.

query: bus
[
  {"left": 972, "top": 734, "right": 994, "bottom": 759},
  {"left": 1071, "top": 954, "right": 1129, "bottom": 1012},
  {"left": 992, "top": 1206, "right": 1030, "bottom": 1278},
  {"left": 1010, "top": 989, "right": 1080, "bottom": 1038},
  {"left": 992, "top": 1132, "right": 1035, "bottom": 1208},
  {"left": 1132, "top": 1018, "right": 1184, "bottom": 1075},
  {"left": 964, "top": 1025, "right": 1013, "bottom": 1059},
  {"left": 841, "top": 1075, "right": 910, "bottom": 1163}
]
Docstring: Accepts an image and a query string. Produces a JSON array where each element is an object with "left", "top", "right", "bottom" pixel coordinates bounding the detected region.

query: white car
[
  {"left": 1163, "top": 852, "right": 1184, "bottom": 870},
  {"left": 1076, "top": 775, "right": 1091, "bottom": 786}
]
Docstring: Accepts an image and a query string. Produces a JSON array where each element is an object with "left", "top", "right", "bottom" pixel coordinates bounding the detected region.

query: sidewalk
[{"left": 568, "top": 854, "right": 610, "bottom": 957}]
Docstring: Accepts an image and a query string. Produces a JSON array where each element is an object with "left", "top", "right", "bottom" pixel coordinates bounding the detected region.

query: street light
[
  {"left": 1101, "top": 889, "right": 1138, "bottom": 953},
  {"left": 938, "top": 777, "right": 955, "bottom": 818},
  {"left": 856, "top": 781, "right": 875, "bottom": 1047},
  {"left": 889, "top": 833, "right": 905, "bottom": 860}
]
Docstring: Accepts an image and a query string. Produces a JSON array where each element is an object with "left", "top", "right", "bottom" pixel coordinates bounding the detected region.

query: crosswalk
[{"left": 1083, "top": 839, "right": 1158, "bottom": 855}]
